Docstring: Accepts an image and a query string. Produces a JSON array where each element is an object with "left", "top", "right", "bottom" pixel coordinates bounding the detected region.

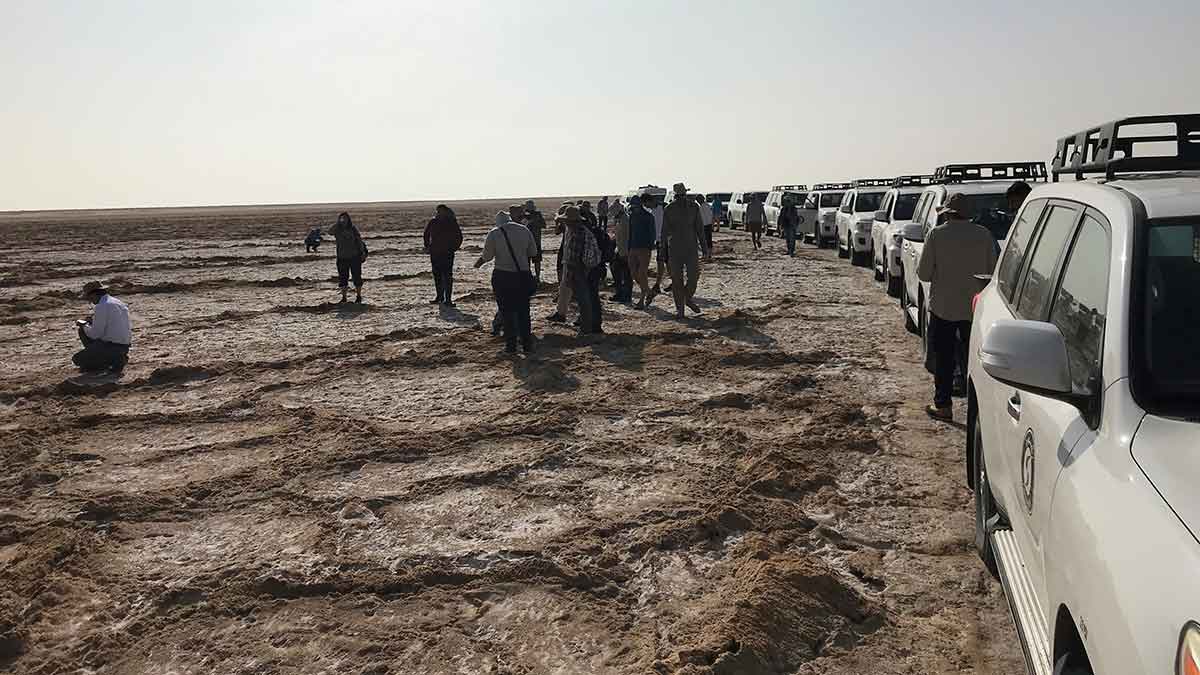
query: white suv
[
  {"left": 870, "top": 176, "right": 930, "bottom": 297},
  {"left": 728, "top": 190, "right": 767, "bottom": 229},
  {"left": 967, "top": 114, "right": 1200, "bottom": 675},
  {"left": 900, "top": 162, "right": 1048, "bottom": 350},
  {"left": 764, "top": 184, "right": 808, "bottom": 236},
  {"left": 836, "top": 179, "right": 890, "bottom": 266},
  {"left": 799, "top": 182, "right": 850, "bottom": 247}
]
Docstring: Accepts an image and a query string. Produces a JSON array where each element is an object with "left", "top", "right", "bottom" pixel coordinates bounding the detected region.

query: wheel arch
[
  {"left": 967, "top": 382, "right": 979, "bottom": 489},
  {"left": 1053, "top": 604, "right": 1093, "bottom": 673}
]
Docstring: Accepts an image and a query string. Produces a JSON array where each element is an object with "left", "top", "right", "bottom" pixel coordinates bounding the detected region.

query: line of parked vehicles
[{"left": 708, "top": 114, "right": 1200, "bottom": 675}]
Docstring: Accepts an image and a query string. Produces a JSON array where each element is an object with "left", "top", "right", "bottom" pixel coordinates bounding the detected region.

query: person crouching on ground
[
  {"left": 558, "top": 206, "right": 603, "bottom": 335},
  {"left": 475, "top": 211, "right": 538, "bottom": 354},
  {"left": 424, "top": 204, "right": 463, "bottom": 306},
  {"left": 626, "top": 195, "right": 656, "bottom": 309},
  {"left": 305, "top": 227, "right": 323, "bottom": 253},
  {"left": 331, "top": 211, "right": 369, "bottom": 304},
  {"left": 73, "top": 281, "right": 131, "bottom": 374},
  {"left": 663, "top": 182, "right": 711, "bottom": 319},
  {"left": 917, "top": 192, "right": 998, "bottom": 421}
]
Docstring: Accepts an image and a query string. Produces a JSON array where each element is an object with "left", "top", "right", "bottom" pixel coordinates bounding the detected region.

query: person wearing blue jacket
[{"left": 626, "top": 195, "right": 657, "bottom": 309}]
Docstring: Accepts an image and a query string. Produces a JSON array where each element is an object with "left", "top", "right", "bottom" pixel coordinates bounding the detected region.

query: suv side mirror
[
  {"left": 874, "top": 210, "right": 890, "bottom": 223},
  {"left": 901, "top": 222, "right": 923, "bottom": 242},
  {"left": 980, "top": 320, "right": 1072, "bottom": 394}
]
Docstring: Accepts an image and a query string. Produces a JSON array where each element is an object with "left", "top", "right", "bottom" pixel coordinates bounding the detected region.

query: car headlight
[{"left": 1179, "top": 623, "right": 1200, "bottom": 675}]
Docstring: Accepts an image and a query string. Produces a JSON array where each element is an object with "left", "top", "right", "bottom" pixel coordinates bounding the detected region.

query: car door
[
  {"left": 800, "top": 192, "right": 819, "bottom": 238},
  {"left": 904, "top": 192, "right": 932, "bottom": 303},
  {"left": 838, "top": 190, "right": 855, "bottom": 244},
  {"left": 1000, "top": 202, "right": 1108, "bottom": 608},
  {"left": 874, "top": 191, "right": 895, "bottom": 257}
]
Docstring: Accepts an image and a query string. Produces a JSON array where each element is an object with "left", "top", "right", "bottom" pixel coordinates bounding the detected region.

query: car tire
[
  {"left": 886, "top": 272, "right": 902, "bottom": 298},
  {"left": 873, "top": 249, "right": 884, "bottom": 281},
  {"left": 837, "top": 233, "right": 849, "bottom": 258},
  {"left": 1053, "top": 654, "right": 1094, "bottom": 675},
  {"left": 973, "top": 418, "right": 1000, "bottom": 579}
]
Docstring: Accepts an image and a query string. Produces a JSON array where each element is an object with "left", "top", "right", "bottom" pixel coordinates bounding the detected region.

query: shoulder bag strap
[{"left": 497, "top": 226, "right": 526, "bottom": 272}]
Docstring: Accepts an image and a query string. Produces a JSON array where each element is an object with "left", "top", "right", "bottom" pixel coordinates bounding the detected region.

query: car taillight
[
  {"left": 1179, "top": 623, "right": 1200, "bottom": 675},
  {"left": 971, "top": 292, "right": 982, "bottom": 314}
]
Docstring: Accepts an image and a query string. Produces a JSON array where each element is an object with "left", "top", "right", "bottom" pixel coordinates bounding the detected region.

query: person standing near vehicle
[
  {"left": 609, "top": 198, "right": 632, "bottom": 303},
  {"left": 423, "top": 204, "right": 463, "bottom": 306},
  {"left": 710, "top": 194, "right": 723, "bottom": 232},
  {"left": 558, "top": 205, "right": 603, "bottom": 335},
  {"left": 695, "top": 194, "right": 715, "bottom": 253},
  {"left": 523, "top": 200, "right": 546, "bottom": 282},
  {"left": 663, "top": 182, "right": 711, "bottom": 319},
  {"left": 73, "top": 280, "right": 132, "bottom": 374},
  {"left": 779, "top": 198, "right": 800, "bottom": 257},
  {"left": 745, "top": 194, "right": 767, "bottom": 250},
  {"left": 475, "top": 211, "right": 538, "bottom": 354},
  {"left": 331, "top": 211, "right": 368, "bottom": 304},
  {"left": 626, "top": 195, "right": 656, "bottom": 309},
  {"left": 917, "top": 192, "right": 998, "bottom": 421}
]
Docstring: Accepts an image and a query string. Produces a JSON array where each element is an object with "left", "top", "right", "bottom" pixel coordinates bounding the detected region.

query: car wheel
[
  {"left": 886, "top": 271, "right": 902, "bottom": 298},
  {"left": 837, "top": 233, "right": 849, "bottom": 258},
  {"left": 973, "top": 418, "right": 999, "bottom": 579},
  {"left": 1053, "top": 654, "right": 1094, "bottom": 675},
  {"left": 873, "top": 249, "right": 884, "bottom": 281}
]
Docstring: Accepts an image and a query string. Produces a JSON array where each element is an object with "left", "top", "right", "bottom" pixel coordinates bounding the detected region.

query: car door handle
[{"left": 1007, "top": 392, "right": 1022, "bottom": 421}]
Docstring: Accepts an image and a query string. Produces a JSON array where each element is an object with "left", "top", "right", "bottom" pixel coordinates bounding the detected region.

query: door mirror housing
[
  {"left": 980, "top": 320, "right": 1073, "bottom": 395},
  {"left": 901, "top": 222, "right": 924, "bottom": 242},
  {"left": 874, "top": 210, "right": 890, "bottom": 223}
]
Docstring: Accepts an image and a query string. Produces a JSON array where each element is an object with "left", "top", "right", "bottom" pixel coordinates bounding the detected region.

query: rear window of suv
[
  {"left": 854, "top": 192, "right": 884, "bottom": 212},
  {"left": 820, "top": 193, "right": 844, "bottom": 208},
  {"left": 894, "top": 193, "right": 920, "bottom": 220},
  {"left": 1135, "top": 220, "right": 1200, "bottom": 415}
]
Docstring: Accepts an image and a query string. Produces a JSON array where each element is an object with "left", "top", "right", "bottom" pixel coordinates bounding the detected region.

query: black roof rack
[
  {"left": 1050, "top": 114, "right": 1200, "bottom": 182},
  {"left": 812, "top": 182, "right": 852, "bottom": 191},
  {"left": 892, "top": 174, "right": 933, "bottom": 187},
  {"left": 933, "top": 162, "right": 1047, "bottom": 184},
  {"left": 852, "top": 178, "right": 892, "bottom": 188},
  {"left": 771, "top": 184, "right": 808, "bottom": 191}
]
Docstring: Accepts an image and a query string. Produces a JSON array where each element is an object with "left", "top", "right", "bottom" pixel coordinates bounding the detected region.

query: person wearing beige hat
[
  {"left": 73, "top": 280, "right": 132, "bottom": 373},
  {"left": 662, "top": 182, "right": 711, "bottom": 319},
  {"left": 556, "top": 205, "right": 603, "bottom": 334},
  {"left": 917, "top": 192, "right": 998, "bottom": 420}
]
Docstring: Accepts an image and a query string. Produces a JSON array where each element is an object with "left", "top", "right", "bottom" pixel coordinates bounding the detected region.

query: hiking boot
[
  {"left": 686, "top": 300, "right": 701, "bottom": 314},
  {"left": 925, "top": 404, "right": 953, "bottom": 421}
]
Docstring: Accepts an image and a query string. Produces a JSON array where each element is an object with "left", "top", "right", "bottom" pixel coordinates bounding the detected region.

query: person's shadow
[
  {"left": 335, "top": 302, "right": 370, "bottom": 320},
  {"left": 438, "top": 303, "right": 481, "bottom": 328}
]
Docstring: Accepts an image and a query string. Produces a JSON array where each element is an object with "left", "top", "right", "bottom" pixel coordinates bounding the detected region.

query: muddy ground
[{"left": 0, "top": 200, "right": 1023, "bottom": 674}]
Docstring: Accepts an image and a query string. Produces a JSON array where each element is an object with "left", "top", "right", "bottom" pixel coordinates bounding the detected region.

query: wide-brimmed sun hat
[
  {"left": 673, "top": 182, "right": 688, "bottom": 194},
  {"left": 82, "top": 280, "right": 108, "bottom": 295},
  {"left": 937, "top": 192, "right": 967, "bottom": 214},
  {"left": 524, "top": 199, "right": 536, "bottom": 210},
  {"left": 556, "top": 205, "right": 583, "bottom": 223}
]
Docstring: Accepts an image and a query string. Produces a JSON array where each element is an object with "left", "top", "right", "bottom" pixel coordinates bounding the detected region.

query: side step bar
[{"left": 992, "top": 529, "right": 1053, "bottom": 675}]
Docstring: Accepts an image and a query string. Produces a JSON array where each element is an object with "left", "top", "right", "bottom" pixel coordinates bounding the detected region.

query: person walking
[
  {"left": 745, "top": 193, "right": 767, "bottom": 250},
  {"left": 331, "top": 211, "right": 368, "bottom": 304},
  {"left": 609, "top": 198, "right": 632, "bottom": 303},
  {"left": 648, "top": 194, "right": 668, "bottom": 301},
  {"left": 663, "top": 182, "right": 711, "bottom": 319},
  {"left": 626, "top": 195, "right": 656, "bottom": 309},
  {"left": 597, "top": 196, "right": 609, "bottom": 231},
  {"left": 917, "top": 192, "right": 998, "bottom": 421},
  {"left": 779, "top": 198, "right": 800, "bottom": 256},
  {"left": 558, "top": 205, "right": 603, "bottom": 335},
  {"left": 695, "top": 193, "right": 715, "bottom": 252},
  {"left": 423, "top": 204, "right": 463, "bottom": 306},
  {"left": 710, "top": 194, "right": 724, "bottom": 232},
  {"left": 304, "top": 227, "right": 323, "bottom": 253},
  {"left": 523, "top": 199, "right": 547, "bottom": 282},
  {"left": 73, "top": 280, "right": 132, "bottom": 374},
  {"left": 475, "top": 211, "right": 538, "bottom": 354}
]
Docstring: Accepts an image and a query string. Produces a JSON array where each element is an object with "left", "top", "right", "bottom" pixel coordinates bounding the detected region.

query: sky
[{"left": 3, "top": 0, "right": 1200, "bottom": 211}]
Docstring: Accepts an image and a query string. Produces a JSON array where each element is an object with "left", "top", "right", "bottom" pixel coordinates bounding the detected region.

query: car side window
[
  {"left": 878, "top": 192, "right": 893, "bottom": 217},
  {"left": 841, "top": 192, "right": 854, "bottom": 213},
  {"left": 803, "top": 193, "right": 818, "bottom": 210},
  {"left": 996, "top": 198, "right": 1049, "bottom": 303},
  {"left": 1048, "top": 212, "right": 1111, "bottom": 394},
  {"left": 922, "top": 193, "right": 941, "bottom": 236},
  {"left": 912, "top": 193, "right": 931, "bottom": 227},
  {"left": 1015, "top": 203, "right": 1081, "bottom": 320}
]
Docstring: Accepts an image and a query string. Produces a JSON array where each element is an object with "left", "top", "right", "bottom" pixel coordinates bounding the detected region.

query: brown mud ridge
[{"left": 0, "top": 201, "right": 1021, "bottom": 674}]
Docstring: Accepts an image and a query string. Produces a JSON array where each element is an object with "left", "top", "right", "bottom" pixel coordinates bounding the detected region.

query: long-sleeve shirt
[
  {"left": 610, "top": 204, "right": 630, "bottom": 257},
  {"left": 629, "top": 207, "right": 656, "bottom": 250},
  {"left": 663, "top": 199, "right": 708, "bottom": 258},
  {"left": 917, "top": 217, "right": 999, "bottom": 322},
  {"left": 745, "top": 201, "right": 767, "bottom": 224},
  {"left": 424, "top": 216, "right": 464, "bottom": 257},
  {"left": 478, "top": 223, "right": 538, "bottom": 273},
  {"left": 331, "top": 223, "right": 367, "bottom": 260},
  {"left": 83, "top": 294, "right": 132, "bottom": 345}
]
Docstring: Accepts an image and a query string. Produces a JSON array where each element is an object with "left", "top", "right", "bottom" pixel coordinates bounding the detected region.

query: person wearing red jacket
[{"left": 423, "top": 204, "right": 464, "bottom": 306}]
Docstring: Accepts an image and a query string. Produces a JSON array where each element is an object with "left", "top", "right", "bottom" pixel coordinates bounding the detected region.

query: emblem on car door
[{"left": 1021, "top": 429, "right": 1036, "bottom": 513}]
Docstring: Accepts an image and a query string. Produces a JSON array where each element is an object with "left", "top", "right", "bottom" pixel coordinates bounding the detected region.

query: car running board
[{"left": 991, "top": 529, "right": 1053, "bottom": 675}]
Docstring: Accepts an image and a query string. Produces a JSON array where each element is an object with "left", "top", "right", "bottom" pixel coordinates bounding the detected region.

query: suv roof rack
[
  {"left": 771, "top": 184, "right": 808, "bottom": 191},
  {"left": 933, "top": 162, "right": 1047, "bottom": 184},
  {"left": 1050, "top": 113, "right": 1200, "bottom": 182},
  {"left": 812, "top": 182, "right": 852, "bottom": 191},
  {"left": 852, "top": 178, "right": 892, "bottom": 188},
  {"left": 892, "top": 174, "right": 933, "bottom": 187}
]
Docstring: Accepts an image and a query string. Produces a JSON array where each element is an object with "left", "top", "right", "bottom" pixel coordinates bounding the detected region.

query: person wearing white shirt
[{"left": 73, "top": 281, "right": 131, "bottom": 373}]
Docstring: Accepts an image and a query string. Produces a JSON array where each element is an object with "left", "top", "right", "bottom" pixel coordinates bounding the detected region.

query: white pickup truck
[
  {"left": 765, "top": 184, "right": 808, "bottom": 236},
  {"left": 967, "top": 114, "right": 1200, "bottom": 675}
]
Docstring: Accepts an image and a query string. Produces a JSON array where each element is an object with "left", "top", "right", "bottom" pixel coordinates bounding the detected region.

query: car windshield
[
  {"left": 820, "top": 192, "right": 844, "bottom": 208},
  {"left": 1136, "top": 219, "right": 1200, "bottom": 415},
  {"left": 854, "top": 192, "right": 884, "bottom": 212},
  {"left": 784, "top": 191, "right": 806, "bottom": 205},
  {"left": 894, "top": 193, "right": 920, "bottom": 220}
]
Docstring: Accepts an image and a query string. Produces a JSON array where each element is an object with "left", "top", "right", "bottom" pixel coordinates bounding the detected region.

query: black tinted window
[
  {"left": 1139, "top": 221, "right": 1200, "bottom": 409},
  {"left": 1016, "top": 204, "right": 1079, "bottom": 319},
  {"left": 997, "top": 199, "right": 1047, "bottom": 302},
  {"left": 855, "top": 192, "right": 884, "bottom": 212},
  {"left": 894, "top": 194, "right": 920, "bottom": 220},
  {"left": 1049, "top": 214, "right": 1109, "bottom": 394},
  {"left": 820, "top": 192, "right": 844, "bottom": 207}
]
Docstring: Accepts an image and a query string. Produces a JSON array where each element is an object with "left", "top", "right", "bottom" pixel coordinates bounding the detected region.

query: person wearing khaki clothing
[
  {"left": 626, "top": 194, "right": 656, "bottom": 308},
  {"left": 917, "top": 192, "right": 999, "bottom": 419},
  {"left": 663, "top": 182, "right": 711, "bottom": 319}
]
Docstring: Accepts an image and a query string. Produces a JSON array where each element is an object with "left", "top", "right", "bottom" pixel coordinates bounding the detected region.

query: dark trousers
[
  {"left": 491, "top": 270, "right": 532, "bottom": 349},
  {"left": 74, "top": 328, "right": 129, "bottom": 373},
  {"left": 337, "top": 257, "right": 363, "bottom": 289},
  {"left": 611, "top": 255, "right": 632, "bottom": 301},
  {"left": 431, "top": 253, "right": 455, "bottom": 302},
  {"left": 570, "top": 266, "right": 602, "bottom": 333},
  {"left": 784, "top": 226, "right": 797, "bottom": 255},
  {"left": 306, "top": 243, "right": 319, "bottom": 253},
  {"left": 705, "top": 224, "right": 713, "bottom": 251},
  {"left": 930, "top": 314, "right": 972, "bottom": 407}
]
